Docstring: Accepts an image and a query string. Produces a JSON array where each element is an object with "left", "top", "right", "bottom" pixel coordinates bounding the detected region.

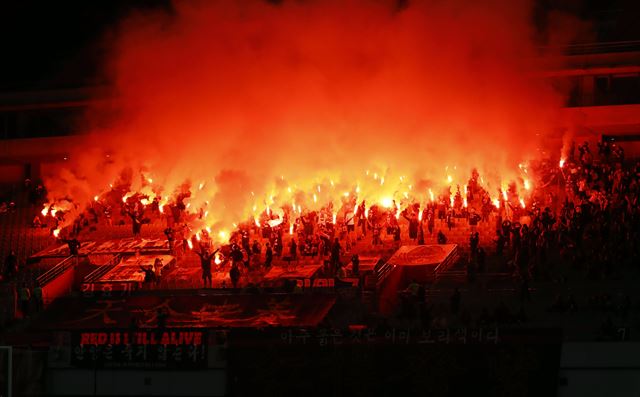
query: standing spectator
[
  {"left": 230, "top": 264, "right": 240, "bottom": 289},
  {"left": 264, "top": 242, "right": 273, "bottom": 269},
  {"left": 251, "top": 240, "right": 261, "bottom": 256},
  {"left": 3, "top": 251, "right": 18, "bottom": 280},
  {"left": 351, "top": 254, "right": 360, "bottom": 276},
  {"left": 196, "top": 249, "right": 217, "bottom": 288},
  {"left": 153, "top": 257, "right": 164, "bottom": 287},
  {"left": 19, "top": 283, "right": 31, "bottom": 318},
  {"left": 139, "top": 265, "right": 157, "bottom": 288},
  {"left": 32, "top": 281, "right": 43, "bottom": 312},
  {"left": 289, "top": 239, "right": 298, "bottom": 261},
  {"left": 330, "top": 238, "right": 342, "bottom": 271},
  {"left": 60, "top": 237, "right": 81, "bottom": 256},
  {"left": 164, "top": 227, "right": 175, "bottom": 252},
  {"left": 437, "top": 230, "right": 447, "bottom": 244}
]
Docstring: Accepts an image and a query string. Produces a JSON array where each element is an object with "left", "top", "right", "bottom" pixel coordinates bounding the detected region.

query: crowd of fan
[
  {"left": 398, "top": 141, "right": 638, "bottom": 339},
  {"left": 2, "top": 140, "right": 639, "bottom": 338}
]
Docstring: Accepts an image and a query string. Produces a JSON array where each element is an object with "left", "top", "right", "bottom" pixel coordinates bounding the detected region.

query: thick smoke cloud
[{"left": 45, "top": 0, "right": 568, "bottom": 232}]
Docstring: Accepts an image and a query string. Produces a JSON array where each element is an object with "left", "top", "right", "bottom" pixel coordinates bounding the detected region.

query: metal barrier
[
  {"left": 36, "top": 256, "right": 75, "bottom": 287},
  {"left": 83, "top": 254, "right": 122, "bottom": 283},
  {"left": 374, "top": 261, "right": 394, "bottom": 287}
]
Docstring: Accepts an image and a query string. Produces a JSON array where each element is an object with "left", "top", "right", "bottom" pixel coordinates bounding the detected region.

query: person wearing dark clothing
[
  {"left": 404, "top": 215, "right": 418, "bottom": 240},
  {"left": 230, "top": 264, "right": 241, "bottom": 289},
  {"left": 196, "top": 248, "right": 219, "bottom": 288},
  {"left": 251, "top": 240, "right": 261, "bottom": 256},
  {"left": 32, "top": 282, "right": 43, "bottom": 312},
  {"left": 289, "top": 239, "right": 297, "bottom": 261},
  {"left": 3, "top": 251, "right": 18, "bottom": 280},
  {"left": 264, "top": 243, "right": 273, "bottom": 269},
  {"left": 330, "top": 238, "right": 342, "bottom": 269},
  {"left": 164, "top": 227, "right": 175, "bottom": 251},
  {"left": 511, "top": 222, "right": 522, "bottom": 250},
  {"left": 501, "top": 220, "right": 512, "bottom": 246},
  {"left": 351, "top": 254, "right": 360, "bottom": 276},
  {"left": 139, "top": 265, "right": 157, "bottom": 285},
  {"left": 273, "top": 237, "right": 283, "bottom": 257},
  {"left": 230, "top": 244, "right": 243, "bottom": 267},
  {"left": 495, "top": 230, "right": 506, "bottom": 256},
  {"left": 427, "top": 213, "right": 435, "bottom": 235},
  {"left": 61, "top": 238, "right": 81, "bottom": 256},
  {"left": 470, "top": 232, "right": 479, "bottom": 254},
  {"left": 437, "top": 230, "right": 447, "bottom": 244},
  {"left": 371, "top": 222, "right": 382, "bottom": 245},
  {"left": 417, "top": 224, "right": 425, "bottom": 245},
  {"left": 128, "top": 210, "right": 143, "bottom": 237},
  {"left": 19, "top": 284, "right": 31, "bottom": 318}
]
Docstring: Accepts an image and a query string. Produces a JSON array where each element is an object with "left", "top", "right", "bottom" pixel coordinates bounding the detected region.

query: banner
[{"left": 70, "top": 329, "right": 207, "bottom": 369}]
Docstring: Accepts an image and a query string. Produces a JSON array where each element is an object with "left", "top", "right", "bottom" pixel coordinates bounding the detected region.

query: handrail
[
  {"left": 36, "top": 255, "right": 74, "bottom": 287},
  {"left": 83, "top": 254, "right": 121, "bottom": 283},
  {"left": 375, "top": 262, "right": 394, "bottom": 287}
]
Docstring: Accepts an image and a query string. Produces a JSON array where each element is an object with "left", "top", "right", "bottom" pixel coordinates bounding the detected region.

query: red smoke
[{"left": 44, "top": 0, "right": 570, "bottom": 236}]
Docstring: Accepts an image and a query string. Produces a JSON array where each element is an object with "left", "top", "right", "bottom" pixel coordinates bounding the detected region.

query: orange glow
[
  {"left": 187, "top": 239, "right": 193, "bottom": 250},
  {"left": 289, "top": 223, "right": 294, "bottom": 235},
  {"left": 559, "top": 159, "right": 565, "bottom": 168},
  {"left": 53, "top": 229, "right": 61, "bottom": 238},
  {"left": 38, "top": 1, "right": 563, "bottom": 241}
]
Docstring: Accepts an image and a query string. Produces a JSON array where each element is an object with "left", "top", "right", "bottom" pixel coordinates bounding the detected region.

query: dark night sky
[
  {"left": 0, "top": 0, "right": 639, "bottom": 92},
  {"left": 0, "top": 1, "right": 172, "bottom": 91}
]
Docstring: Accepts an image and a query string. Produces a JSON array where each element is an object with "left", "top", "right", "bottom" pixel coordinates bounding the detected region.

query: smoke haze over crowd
[{"left": 44, "top": 0, "right": 573, "bottom": 234}]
